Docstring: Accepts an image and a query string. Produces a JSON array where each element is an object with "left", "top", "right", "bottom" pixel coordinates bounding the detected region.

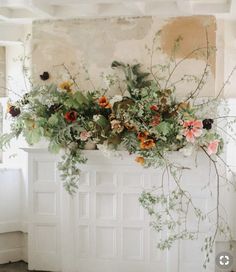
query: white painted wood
[
  {"left": 64, "top": 152, "right": 172, "bottom": 272},
  {"left": 26, "top": 150, "right": 61, "bottom": 271},
  {"left": 0, "top": 169, "right": 22, "bottom": 233},
  {"left": 0, "top": 24, "right": 25, "bottom": 44},
  {"left": 25, "top": 149, "right": 218, "bottom": 272},
  {"left": 0, "top": 232, "right": 25, "bottom": 264}
]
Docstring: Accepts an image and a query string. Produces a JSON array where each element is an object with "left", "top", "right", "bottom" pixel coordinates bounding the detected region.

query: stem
[
  {"left": 184, "top": 29, "right": 210, "bottom": 102},
  {"left": 164, "top": 46, "right": 209, "bottom": 90}
]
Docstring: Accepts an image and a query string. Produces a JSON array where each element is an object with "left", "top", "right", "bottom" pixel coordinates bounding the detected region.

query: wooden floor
[{"left": 0, "top": 262, "right": 49, "bottom": 272}]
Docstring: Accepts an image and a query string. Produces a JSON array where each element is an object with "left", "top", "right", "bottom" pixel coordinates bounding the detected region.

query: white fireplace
[{"left": 21, "top": 148, "right": 223, "bottom": 272}]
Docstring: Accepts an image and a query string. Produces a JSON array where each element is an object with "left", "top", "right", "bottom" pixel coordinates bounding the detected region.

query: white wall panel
[
  {"left": 26, "top": 150, "right": 61, "bottom": 271},
  {"left": 25, "top": 149, "right": 218, "bottom": 272}
]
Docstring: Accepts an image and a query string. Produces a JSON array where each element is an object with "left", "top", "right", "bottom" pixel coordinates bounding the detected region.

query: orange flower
[
  {"left": 140, "top": 139, "right": 155, "bottom": 150},
  {"left": 124, "top": 122, "right": 137, "bottom": 131},
  {"left": 98, "top": 96, "right": 111, "bottom": 108},
  {"left": 137, "top": 131, "right": 149, "bottom": 141},
  {"left": 59, "top": 81, "right": 73, "bottom": 92},
  {"left": 135, "top": 156, "right": 145, "bottom": 165}
]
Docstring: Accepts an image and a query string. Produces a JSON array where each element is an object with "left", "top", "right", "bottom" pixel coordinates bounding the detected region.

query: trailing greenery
[{"left": 1, "top": 31, "right": 236, "bottom": 268}]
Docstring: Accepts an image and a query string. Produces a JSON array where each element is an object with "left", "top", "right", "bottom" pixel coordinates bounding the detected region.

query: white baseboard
[
  {"left": 0, "top": 232, "right": 28, "bottom": 264},
  {"left": 0, "top": 248, "right": 23, "bottom": 265}
]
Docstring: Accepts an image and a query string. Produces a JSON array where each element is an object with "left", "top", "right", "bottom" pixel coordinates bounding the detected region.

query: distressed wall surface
[{"left": 32, "top": 16, "right": 217, "bottom": 97}]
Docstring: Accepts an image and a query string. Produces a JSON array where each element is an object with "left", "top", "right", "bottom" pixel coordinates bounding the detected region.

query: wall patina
[{"left": 32, "top": 16, "right": 217, "bottom": 97}]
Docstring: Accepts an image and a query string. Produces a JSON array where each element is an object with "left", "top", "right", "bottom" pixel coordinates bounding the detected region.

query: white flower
[
  {"left": 103, "top": 77, "right": 111, "bottom": 87},
  {"left": 110, "top": 95, "right": 123, "bottom": 106},
  {"left": 93, "top": 114, "right": 100, "bottom": 122},
  {"left": 176, "top": 134, "right": 183, "bottom": 140},
  {"left": 97, "top": 143, "right": 112, "bottom": 158}
]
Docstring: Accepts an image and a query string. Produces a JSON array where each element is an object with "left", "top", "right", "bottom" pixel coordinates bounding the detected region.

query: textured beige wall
[{"left": 32, "top": 16, "right": 216, "bottom": 97}]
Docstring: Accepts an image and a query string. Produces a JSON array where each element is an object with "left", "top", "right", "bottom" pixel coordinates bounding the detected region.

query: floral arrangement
[{"left": 1, "top": 32, "right": 236, "bottom": 267}]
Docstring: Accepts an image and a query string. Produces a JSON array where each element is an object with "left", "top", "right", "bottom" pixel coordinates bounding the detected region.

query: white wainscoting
[
  {"left": 0, "top": 168, "right": 27, "bottom": 264},
  {"left": 25, "top": 149, "right": 218, "bottom": 272}
]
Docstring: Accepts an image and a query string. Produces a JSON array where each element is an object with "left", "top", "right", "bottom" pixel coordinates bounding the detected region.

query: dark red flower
[
  {"left": 203, "top": 119, "right": 214, "bottom": 130},
  {"left": 150, "top": 105, "right": 159, "bottom": 111},
  {"left": 40, "top": 71, "right": 50, "bottom": 81},
  {"left": 64, "top": 111, "right": 78, "bottom": 122},
  {"left": 8, "top": 106, "right": 21, "bottom": 117}
]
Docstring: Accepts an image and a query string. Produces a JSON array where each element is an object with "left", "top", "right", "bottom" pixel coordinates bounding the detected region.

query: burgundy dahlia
[
  {"left": 203, "top": 119, "right": 214, "bottom": 130},
  {"left": 8, "top": 106, "right": 21, "bottom": 117},
  {"left": 64, "top": 111, "right": 78, "bottom": 122}
]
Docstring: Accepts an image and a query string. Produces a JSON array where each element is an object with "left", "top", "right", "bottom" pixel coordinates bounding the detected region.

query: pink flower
[
  {"left": 80, "top": 131, "right": 91, "bottom": 141},
  {"left": 207, "top": 140, "right": 220, "bottom": 155},
  {"left": 183, "top": 120, "right": 203, "bottom": 143},
  {"left": 150, "top": 114, "right": 161, "bottom": 126}
]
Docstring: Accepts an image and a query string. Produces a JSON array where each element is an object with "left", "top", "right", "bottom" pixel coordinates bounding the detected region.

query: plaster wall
[{"left": 32, "top": 16, "right": 218, "bottom": 97}]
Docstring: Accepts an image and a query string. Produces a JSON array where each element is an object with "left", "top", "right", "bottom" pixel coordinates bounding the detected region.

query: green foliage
[
  {"left": 111, "top": 61, "right": 152, "bottom": 99},
  {"left": 1, "top": 34, "right": 233, "bottom": 268}
]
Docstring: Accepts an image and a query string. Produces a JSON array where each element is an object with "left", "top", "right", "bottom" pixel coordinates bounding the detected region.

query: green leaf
[
  {"left": 48, "top": 114, "right": 58, "bottom": 126},
  {"left": 74, "top": 91, "right": 89, "bottom": 105},
  {"left": 94, "top": 115, "right": 109, "bottom": 128},
  {"left": 24, "top": 127, "right": 42, "bottom": 144},
  {"left": 47, "top": 84, "right": 58, "bottom": 92},
  {"left": 156, "top": 122, "right": 171, "bottom": 136},
  {"left": 48, "top": 141, "right": 61, "bottom": 153}
]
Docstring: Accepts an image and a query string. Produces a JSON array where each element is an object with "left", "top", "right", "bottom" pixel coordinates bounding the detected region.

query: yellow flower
[
  {"left": 6, "top": 101, "right": 12, "bottom": 113},
  {"left": 135, "top": 156, "right": 145, "bottom": 165},
  {"left": 59, "top": 81, "right": 73, "bottom": 93}
]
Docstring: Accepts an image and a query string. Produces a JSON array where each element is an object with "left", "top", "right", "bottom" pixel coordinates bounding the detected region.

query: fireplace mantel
[{"left": 23, "top": 148, "right": 219, "bottom": 272}]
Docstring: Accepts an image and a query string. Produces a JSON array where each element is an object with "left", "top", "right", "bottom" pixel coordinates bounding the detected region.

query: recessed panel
[
  {"left": 35, "top": 225, "right": 57, "bottom": 253},
  {"left": 122, "top": 173, "right": 143, "bottom": 187},
  {"left": 35, "top": 161, "right": 56, "bottom": 182},
  {"left": 96, "top": 172, "right": 116, "bottom": 187},
  {"left": 79, "top": 172, "right": 90, "bottom": 186},
  {"left": 150, "top": 174, "right": 162, "bottom": 187},
  {"left": 123, "top": 228, "right": 143, "bottom": 260},
  {"left": 34, "top": 192, "right": 56, "bottom": 215},
  {"left": 96, "top": 227, "right": 116, "bottom": 258},
  {"left": 96, "top": 193, "right": 116, "bottom": 219},
  {"left": 123, "top": 193, "right": 143, "bottom": 220},
  {"left": 150, "top": 230, "right": 162, "bottom": 262},
  {"left": 78, "top": 192, "right": 89, "bottom": 219},
  {"left": 77, "top": 226, "right": 89, "bottom": 257},
  {"left": 181, "top": 239, "right": 204, "bottom": 264}
]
